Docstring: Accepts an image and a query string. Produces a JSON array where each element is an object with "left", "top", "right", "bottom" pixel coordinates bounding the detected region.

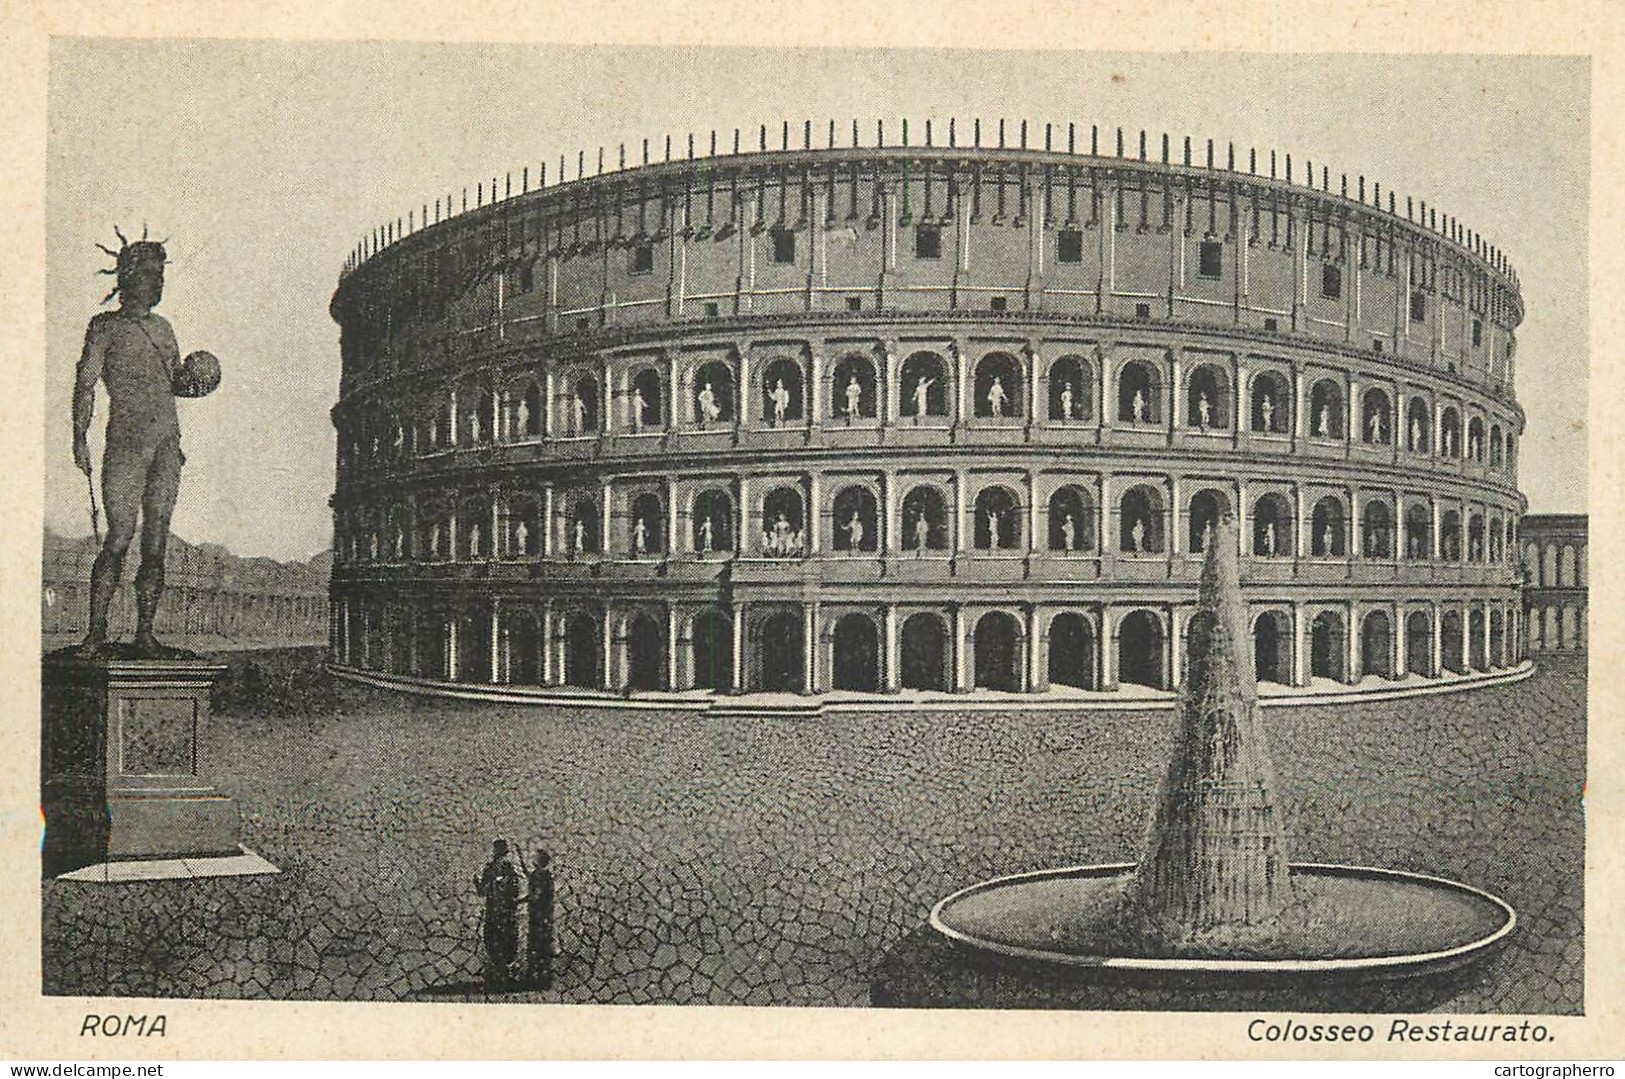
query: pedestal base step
[{"left": 54, "top": 846, "right": 279, "bottom": 884}]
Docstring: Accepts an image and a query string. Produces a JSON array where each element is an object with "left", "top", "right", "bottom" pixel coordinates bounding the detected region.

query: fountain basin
[{"left": 929, "top": 862, "right": 1515, "bottom": 985}]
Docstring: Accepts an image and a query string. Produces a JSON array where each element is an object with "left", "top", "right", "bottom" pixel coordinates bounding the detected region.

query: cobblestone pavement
[{"left": 43, "top": 656, "right": 1584, "bottom": 1011}]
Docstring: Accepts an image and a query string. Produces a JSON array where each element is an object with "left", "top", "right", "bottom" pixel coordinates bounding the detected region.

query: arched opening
[
  {"left": 425, "top": 394, "right": 451, "bottom": 448},
  {"left": 1546, "top": 606, "right": 1560, "bottom": 649},
  {"left": 1468, "top": 515, "right": 1485, "bottom": 562},
  {"left": 1490, "top": 426, "right": 1504, "bottom": 468},
  {"left": 973, "top": 611, "right": 1021, "bottom": 691},
  {"left": 418, "top": 505, "right": 450, "bottom": 561},
  {"left": 420, "top": 611, "right": 451, "bottom": 680},
  {"left": 1489, "top": 609, "right": 1505, "bottom": 667},
  {"left": 1187, "top": 364, "right": 1231, "bottom": 430},
  {"left": 691, "top": 489, "right": 734, "bottom": 553},
  {"left": 565, "top": 497, "right": 600, "bottom": 555},
  {"left": 1310, "top": 611, "right": 1346, "bottom": 681},
  {"left": 1187, "top": 489, "right": 1231, "bottom": 553},
  {"left": 900, "top": 351, "right": 949, "bottom": 417},
  {"left": 1441, "top": 610, "right": 1465, "bottom": 673},
  {"left": 691, "top": 610, "right": 733, "bottom": 691},
  {"left": 974, "top": 486, "right": 1022, "bottom": 550},
  {"left": 628, "top": 368, "right": 663, "bottom": 430},
  {"left": 1440, "top": 510, "right": 1462, "bottom": 562},
  {"left": 569, "top": 375, "right": 600, "bottom": 435},
  {"left": 761, "top": 487, "right": 807, "bottom": 557},
  {"left": 460, "top": 498, "right": 490, "bottom": 560},
  {"left": 460, "top": 383, "right": 496, "bottom": 445},
  {"left": 390, "top": 612, "right": 416, "bottom": 675},
  {"left": 832, "top": 486, "right": 879, "bottom": 553},
  {"left": 1117, "top": 362, "right": 1162, "bottom": 424},
  {"left": 1560, "top": 545, "right": 1579, "bottom": 587},
  {"left": 1119, "top": 484, "right": 1166, "bottom": 554},
  {"left": 1253, "top": 610, "right": 1290, "bottom": 684},
  {"left": 628, "top": 493, "right": 664, "bottom": 556},
  {"left": 1543, "top": 545, "right": 1559, "bottom": 587},
  {"left": 1468, "top": 609, "right": 1487, "bottom": 671},
  {"left": 1362, "top": 388, "right": 1392, "bottom": 445},
  {"left": 564, "top": 612, "right": 602, "bottom": 688},
  {"left": 1361, "top": 611, "right": 1393, "bottom": 678},
  {"left": 1309, "top": 379, "right": 1345, "bottom": 439},
  {"left": 1251, "top": 371, "right": 1290, "bottom": 433},
  {"left": 974, "top": 352, "right": 1023, "bottom": 418},
  {"left": 626, "top": 615, "right": 664, "bottom": 690},
  {"left": 761, "top": 358, "right": 805, "bottom": 425},
  {"left": 1467, "top": 417, "right": 1485, "bottom": 463},
  {"left": 691, "top": 361, "right": 734, "bottom": 425},
  {"left": 1406, "top": 611, "right": 1432, "bottom": 676},
  {"left": 832, "top": 613, "right": 880, "bottom": 691},
  {"left": 757, "top": 611, "right": 804, "bottom": 692},
  {"left": 1404, "top": 503, "right": 1431, "bottom": 561},
  {"left": 1489, "top": 517, "right": 1503, "bottom": 562},
  {"left": 902, "top": 486, "right": 949, "bottom": 551},
  {"left": 1118, "top": 610, "right": 1164, "bottom": 689},
  {"left": 831, "top": 353, "right": 878, "bottom": 420},
  {"left": 1440, "top": 407, "right": 1461, "bottom": 458},
  {"left": 1048, "top": 613, "right": 1096, "bottom": 689},
  {"left": 1048, "top": 355, "right": 1093, "bottom": 421},
  {"left": 1251, "top": 493, "right": 1293, "bottom": 557},
  {"left": 502, "top": 611, "right": 542, "bottom": 685},
  {"left": 1047, "top": 486, "right": 1095, "bottom": 552},
  {"left": 1407, "top": 396, "right": 1431, "bottom": 454},
  {"left": 1527, "top": 608, "right": 1543, "bottom": 651},
  {"left": 900, "top": 612, "right": 949, "bottom": 691},
  {"left": 1311, "top": 496, "right": 1347, "bottom": 556},
  {"left": 511, "top": 381, "right": 543, "bottom": 439},
  {"left": 505, "top": 498, "right": 540, "bottom": 558}
]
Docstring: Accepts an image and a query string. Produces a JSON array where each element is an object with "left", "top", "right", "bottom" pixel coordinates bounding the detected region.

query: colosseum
[{"left": 327, "top": 121, "right": 1528, "bottom": 700}]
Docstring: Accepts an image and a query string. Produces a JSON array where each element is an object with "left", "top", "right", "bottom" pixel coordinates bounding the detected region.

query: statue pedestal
[{"left": 42, "top": 651, "right": 241, "bottom": 874}]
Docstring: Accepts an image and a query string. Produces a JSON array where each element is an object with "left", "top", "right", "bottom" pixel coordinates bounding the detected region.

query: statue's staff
[{"left": 85, "top": 462, "right": 100, "bottom": 543}]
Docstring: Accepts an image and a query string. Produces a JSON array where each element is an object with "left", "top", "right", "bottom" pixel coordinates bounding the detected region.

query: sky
[{"left": 44, "top": 42, "right": 1589, "bottom": 561}]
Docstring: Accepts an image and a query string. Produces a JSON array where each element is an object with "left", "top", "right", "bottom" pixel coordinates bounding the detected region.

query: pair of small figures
[{"left": 474, "top": 839, "right": 554, "bottom": 991}]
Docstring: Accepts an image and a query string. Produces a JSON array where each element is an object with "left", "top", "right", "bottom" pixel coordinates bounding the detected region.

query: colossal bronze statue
[{"left": 72, "top": 228, "right": 219, "bottom": 655}]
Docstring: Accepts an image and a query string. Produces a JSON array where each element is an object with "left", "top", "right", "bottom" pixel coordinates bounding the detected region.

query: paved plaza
[{"left": 43, "top": 654, "right": 1584, "bottom": 1011}]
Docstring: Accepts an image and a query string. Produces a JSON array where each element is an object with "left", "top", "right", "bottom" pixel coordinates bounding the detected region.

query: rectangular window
[
  {"left": 1198, "top": 240, "right": 1223, "bottom": 279},
  {"left": 989, "top": 296, "right": 1008, "bottom": 312},
  {"left": 1134, "top": 303, "right": 1151, "bottom": 319},
  {"left": 1263, "top": 317, "right": 1278, "bottom": 332},
  {"left": 915, "top": 225, "right": 942, "bottom": 260},
  {"left": 771, "top": 228, "right": 796, "bottom": 264},
  {"left": 846, "top": 296, "right": 863, "bottom": 312},
  {"left": 1473, "top": 319, "right": 1483, "bottom": 346},
  {"left": 703, "top": 302, "right": 720, "bottom": 318},
  {"left": 630, "top": 242, "right": 654, "bottom": 275},
  {"left": 1373, "top": 338, "right": 1384, "bottom": 353},
  {"left": 1321, "top": 263, "right": 1342, "bottom": 300},
  {"left": 1410, "top": 290, "right": 1426, "bottom": 323},
  {"left": 1057, "top": 229, "right": 1084, "bottom": 263}
]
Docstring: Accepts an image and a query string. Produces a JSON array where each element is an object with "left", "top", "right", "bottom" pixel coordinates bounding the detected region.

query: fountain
[{"left": 926, "top": 517, "right": 1515, "bottom": 991}]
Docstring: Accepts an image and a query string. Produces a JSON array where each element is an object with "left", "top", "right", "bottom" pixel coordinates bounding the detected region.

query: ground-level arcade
[{"left": 330, "top": 591, "right": 1526, "bottom": 695}]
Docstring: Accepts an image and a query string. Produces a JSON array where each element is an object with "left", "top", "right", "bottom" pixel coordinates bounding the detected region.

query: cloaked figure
[
  {"left": 912, "top": 376, "right": 934, "bottom": 418},
  {"left": 474, "top": 839, "right": 524, "bottom": 990},
  {"left": 986, "top": 377, "right": 1007, "bottom": 417},
  {"left": 524, "top": 849, "right": 556, "bottom": 990}
]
